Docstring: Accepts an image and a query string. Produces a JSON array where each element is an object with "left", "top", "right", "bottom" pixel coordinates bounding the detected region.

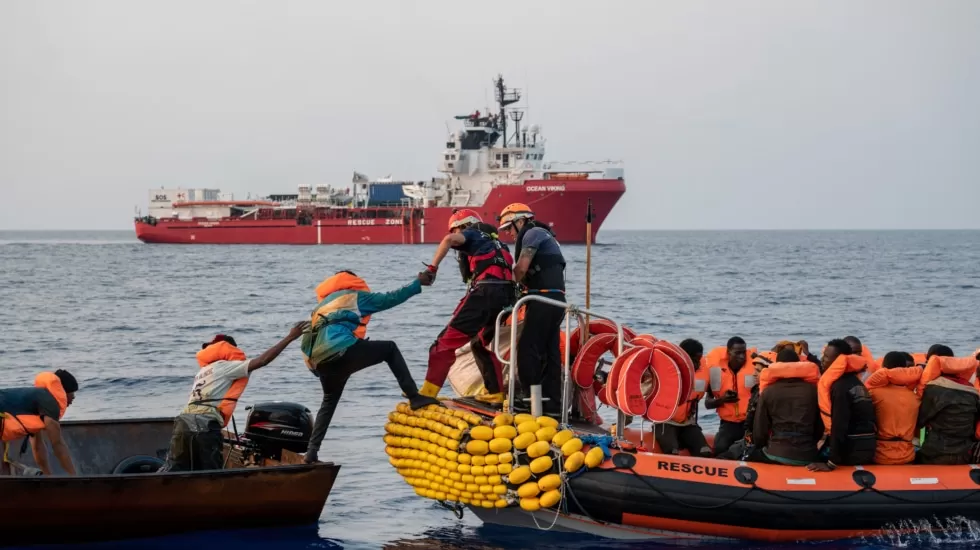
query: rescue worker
[
  {"left": 160, "top": 322, "right": 309, "bottom": 472},
  {"left": 809, "top": 339, "right": 876, "bottom": 471},
  {"left": 705, "top": 336, "right": 753, "bottom": 456},
  {"left": 0, "top": 370, "right": 79, "bottom": 476},
  {"left": 751, "top": 348, "right": 823, "bottom": 465},
  {"left": 301, "top": 270, "right": 441, "bottom": 464},
  {"left": 654, "top": 339, "right": 711, "bottom": 457},
  {"left": 420, "top": 209, "right": 515, "bottom": 404},
  {"left": 916, "top": 350, "right": 980, "bottom": 465},
  {"left": 497, "top": 203, "right": 566, "bottom": 415},
  {"left": 865, "top": 351, "right": 922, "bottom": 465}
]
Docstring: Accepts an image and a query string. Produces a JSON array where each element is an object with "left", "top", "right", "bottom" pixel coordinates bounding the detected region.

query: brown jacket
[{"left": 753, "top": 378, "right": 825, "bottom": 463}]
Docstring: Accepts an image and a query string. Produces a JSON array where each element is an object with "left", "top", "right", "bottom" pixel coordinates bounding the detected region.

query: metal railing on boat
[{"left": 492, "top": 294, "right": 630, "bottom": 438}]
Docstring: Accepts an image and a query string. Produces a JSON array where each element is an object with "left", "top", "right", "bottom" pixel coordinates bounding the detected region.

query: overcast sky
[{"left": 1, "top": 1, "right": 978, "bottom": 230}]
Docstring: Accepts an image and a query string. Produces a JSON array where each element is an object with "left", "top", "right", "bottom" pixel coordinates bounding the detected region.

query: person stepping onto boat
[
  {"left": 419, "top": 209, "right": 515, "bottom": 405},
  {"left": 705, "top": 337, "right": 755, "bottom": 456},
  {"left": 0, "top": 370, "right": 79, "bottom": 476},
  {"left": 748, "top": 348, "right": 823, "bottom": 465},
  {"left": 808, "top": 339, "right": 877, "bottom": 472},
  {"left": 160, "top": 323, "right": 309, "bottom": 472},
  {"left": 865, "top": 351, "right": 922, "bottom": 465},
  {"left": 497, "top": 203, "right": 567, "bottom": 416},
  {"left": 655, "top": 339, "right": 712, "bottom": 457},
  {"left": 301, "top": 270, "right": 441, "bottom": 464},
  {"left": 916, "top": 349, "right": 980, "bottom": 465}
]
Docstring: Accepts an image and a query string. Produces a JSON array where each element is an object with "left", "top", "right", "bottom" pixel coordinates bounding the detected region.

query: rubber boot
[
  {"left": 388, "top": 359, "right": 443, "bottom": 410},
  {"left": 409, "top": 394, "right": 442, "bottom": 410},
  {"left": 475, "top": 392, "right": 504, "bottom": 405},
  {"left": 419, "top": 381, "right": 441, "bottom": 398}
]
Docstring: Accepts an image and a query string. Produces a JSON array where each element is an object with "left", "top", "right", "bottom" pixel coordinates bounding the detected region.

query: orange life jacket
[
  {"left": 865, "top": 366, "right": 923, "bottom": 465},
  {"left": 196, "top": 340, "right": 246, "bottom": 367},
  {"left": 818, "top": 354, "right": 872, "bottom": 435},
  {"left": 669, "top": 361, "right": 708, "bottom": 425},
  {"left": 759, "top": 361, "right": 820, "bottom": 394},
  {"left": 314, "top": 272, "right": 372, "bottom": 339},
  {"left": 917, "top": 355, "right": 979, "bottom": 396},
  {"left": 706, "top": 346, "right": 758, "bottom": 423},
  {"left": 754, "top": 350, "right": 776, "bottom": 366},
  {"left": 869, "top": 352, "right": 928, "bottom": 377},
  {"left": 1, "top": 372, "right": 69, "bottom": 442},
  {"left": 859, "top": 345, "right": 877, "bottom": 367},
  {"left": 194, "top": 341, "right": 250, "bottom": 426}
]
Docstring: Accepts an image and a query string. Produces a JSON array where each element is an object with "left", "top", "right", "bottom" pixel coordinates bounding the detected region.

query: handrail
[{"left": 492, "top": 294, "right": 629, "bottom": 433}]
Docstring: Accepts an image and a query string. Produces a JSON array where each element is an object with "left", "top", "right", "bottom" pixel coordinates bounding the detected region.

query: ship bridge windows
[{"left": 460, "top": 129, "right": 499, "bottom": 150}]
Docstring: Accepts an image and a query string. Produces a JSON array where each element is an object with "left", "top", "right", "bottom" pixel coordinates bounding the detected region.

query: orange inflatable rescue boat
[{"left": 388, "top": 315, "right": 980, "bottom": 544}]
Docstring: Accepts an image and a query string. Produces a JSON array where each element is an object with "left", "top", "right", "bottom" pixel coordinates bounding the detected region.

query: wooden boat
[{"left": 1, "top": 407, "right": 340, "bottom": 546}]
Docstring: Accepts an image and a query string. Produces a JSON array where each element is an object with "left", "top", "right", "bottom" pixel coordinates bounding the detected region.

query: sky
[{"left": 1, "top": 0, "right": 978, "bottom": 230}]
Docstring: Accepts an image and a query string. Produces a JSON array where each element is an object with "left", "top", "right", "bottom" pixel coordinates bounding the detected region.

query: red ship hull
[{"left": 135, "top": 179, "right": 625, "bottom": 245}]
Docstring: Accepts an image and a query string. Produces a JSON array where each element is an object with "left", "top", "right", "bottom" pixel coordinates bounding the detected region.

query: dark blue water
[{"left": 3, "top": 229, "right": 980, "bottom": 549}]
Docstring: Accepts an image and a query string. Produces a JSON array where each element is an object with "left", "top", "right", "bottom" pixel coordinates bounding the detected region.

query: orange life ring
[
  {"left": 651, "top": 339, "right": 695, "bottom": 405},
  {"left": 604, "top": 346, "right": 645, "bottom": 408},
  {"left": 571, "top": 333, "right": 618, "bottom": 389},
  {"left": 629, "top": 334, "right": 658, "bottom": 349},
  {"left": 568, "top": 320, "right": 636, "bottom": 358},
  {"left": 614, "top": 347, "right": 658, "bottom": 416},
  {"left": 607, "top": 345, "right": 685, "bottom": 422},
  {"left": 645, "top": 348, "right": 684, "bottom": 422}
]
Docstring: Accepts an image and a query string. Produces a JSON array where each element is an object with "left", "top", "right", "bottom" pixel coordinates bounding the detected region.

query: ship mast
[{"left": 494, "top": 75, "right": 521, "bottom": 147}]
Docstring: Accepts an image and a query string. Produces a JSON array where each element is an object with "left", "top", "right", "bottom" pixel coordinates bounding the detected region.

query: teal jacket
[{"left": 301, "top": 278, "right": 421, "bottom": 369}]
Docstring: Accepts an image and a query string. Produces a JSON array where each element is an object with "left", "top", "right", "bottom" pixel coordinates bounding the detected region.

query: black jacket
[
  {"left": 917, "top": 377, "right": 980, "bottom": 465},
  {"left": 827, "top": 373, "right": 877, "bottom": 466}
]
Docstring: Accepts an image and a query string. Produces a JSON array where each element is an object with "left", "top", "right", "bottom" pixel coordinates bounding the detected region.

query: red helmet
[{"left": 448, "top": 209, "right": 481, "bottom": 232}]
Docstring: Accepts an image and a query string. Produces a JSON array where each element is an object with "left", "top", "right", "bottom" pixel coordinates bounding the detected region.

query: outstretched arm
[
  {"left": 30, "top": 431, "right": 52, "bottom": 475},
  {"left": 429, "top": 233, "right": 466, "bottom": 271},
  {"left": 248, "top": 321, "right": 310, "bottom": 373},
  {"left": 357, "top": 278, "right": 424, "bottom": 316},
  {"left": 42, "top": 418, "right": 76, "bottom": 475}
]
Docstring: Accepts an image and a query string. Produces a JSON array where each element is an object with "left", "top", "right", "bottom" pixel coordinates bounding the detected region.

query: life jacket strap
[
  {"left": 1, "top": 412, "right": 34, "bottom": 455},
  {"left": 313, "top": 313, "right": 367, "bottom": 332},
  {"left": 876, "top": 435, "right": 912, "bottom": 442},
  {"left": 521, "top": 288, "right": 565, "bottom": 295}
]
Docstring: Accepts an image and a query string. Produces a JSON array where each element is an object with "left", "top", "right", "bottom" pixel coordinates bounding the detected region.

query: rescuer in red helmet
[{"left": 419, "top": 209, "right": 515, "bottom": 404}]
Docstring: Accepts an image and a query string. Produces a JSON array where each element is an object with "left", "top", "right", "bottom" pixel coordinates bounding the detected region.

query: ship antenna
[{"left": 493, "top": 74, "right": 520, "bottom": 148}]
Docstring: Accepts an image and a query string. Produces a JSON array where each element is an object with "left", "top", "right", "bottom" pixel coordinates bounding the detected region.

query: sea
[{"left": 2, "top": 229, "right": 980, "bottom": 550}]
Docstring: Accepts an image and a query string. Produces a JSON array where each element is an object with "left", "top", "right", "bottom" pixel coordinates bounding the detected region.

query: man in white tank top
[{"left": 160, "top": 321, "right": 309, "bottom": 472}]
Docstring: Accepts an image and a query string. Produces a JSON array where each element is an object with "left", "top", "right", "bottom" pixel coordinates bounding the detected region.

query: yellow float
[{"left": 383, "top": 402, "right": 609, "bottom": 512}]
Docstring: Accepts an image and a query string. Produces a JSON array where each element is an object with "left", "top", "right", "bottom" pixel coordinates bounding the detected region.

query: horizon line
[{"left": 3, "top": 227, "right": 980, "bottom": 232}]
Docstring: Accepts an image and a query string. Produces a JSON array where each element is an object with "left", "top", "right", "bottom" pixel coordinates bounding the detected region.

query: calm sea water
[{"left": 3, "top": 229, "right": 980, "bottom": 549}]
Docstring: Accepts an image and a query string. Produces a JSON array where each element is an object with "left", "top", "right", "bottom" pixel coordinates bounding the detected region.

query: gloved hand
[{"left": 418, "top": 270, "right": 436, "bottom": 286}]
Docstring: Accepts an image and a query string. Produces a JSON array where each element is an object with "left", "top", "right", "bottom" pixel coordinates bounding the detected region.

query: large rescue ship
[{"left": 133, "top": 75, "right": 626, "bottom": 245}]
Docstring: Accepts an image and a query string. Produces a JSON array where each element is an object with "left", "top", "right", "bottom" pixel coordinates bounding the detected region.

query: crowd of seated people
[{"left": 654, "top": 335, "right": 980, "bottom": 469}]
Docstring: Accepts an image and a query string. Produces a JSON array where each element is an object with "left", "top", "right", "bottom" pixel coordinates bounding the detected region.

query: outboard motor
[{"left": 243, "top": 401, "right": 313, "bottom": 461}]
